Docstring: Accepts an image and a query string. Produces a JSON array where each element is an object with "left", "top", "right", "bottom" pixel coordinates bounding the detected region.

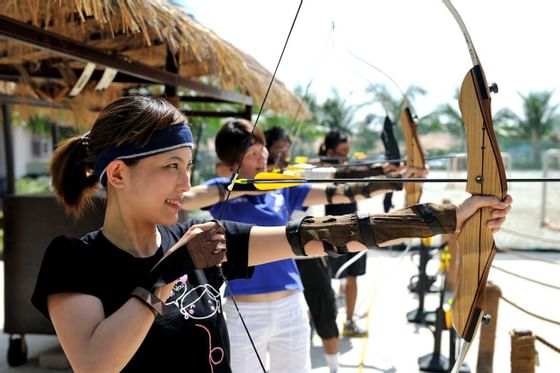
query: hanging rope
[
  {"left": 497, "top": 247, "right": 560, "bottom": 265},
  {"left": 500, "top": 227, "right": 560, "bottom": 245},
  {"left": 491, "top": 264, "right": 560, "bottom": 290},
  {"left": 535, "top": 335, "right": 560, "bottom": 354},
  {"left": 500, "top": 295, "right": 560, "bottom": 326}
]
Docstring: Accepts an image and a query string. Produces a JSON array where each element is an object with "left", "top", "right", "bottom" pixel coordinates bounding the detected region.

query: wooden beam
[
  {"left": 0, "top": 15, "right": 253, "bottom": 106},
  {"left": 0, "top": 95, "right": 67, "bottom": 109},
  {"left": 182, "top": 110, "right": 250, "bottom": 119},
  {"left": 0, "top": 64, "right": 150, "bottom": 85}
]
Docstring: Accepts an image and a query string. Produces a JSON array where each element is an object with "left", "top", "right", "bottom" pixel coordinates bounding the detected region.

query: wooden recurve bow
[
  {"left": 400, "top": 105, "right": 426, "bottom": 207},
  {"left": 442, "top": 1, "right": 508, "bottom": 371}
]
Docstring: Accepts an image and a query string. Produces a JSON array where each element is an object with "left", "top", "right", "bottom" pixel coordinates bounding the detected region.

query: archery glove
[{"left": 142, "top": 221, "right": 226, "bottom": 291}]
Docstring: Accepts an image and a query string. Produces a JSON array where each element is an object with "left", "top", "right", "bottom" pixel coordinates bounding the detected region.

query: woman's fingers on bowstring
[
  {"left": 204, "top": 221, "right": 227, "bottom": 255},
  {"left": 183, "top": 221, "right": 225, "bottom": 247},
  {"left": 209, "top": 233, "right": 227, "bottom": 255}
]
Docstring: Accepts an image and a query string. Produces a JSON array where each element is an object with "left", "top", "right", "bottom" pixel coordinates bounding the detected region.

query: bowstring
[{"left": 214, "top": 1, "right": 304, "bottom": 371}]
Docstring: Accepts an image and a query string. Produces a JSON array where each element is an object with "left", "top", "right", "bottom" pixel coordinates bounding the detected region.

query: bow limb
[
  {"left": 400, "top": 106, "right": 426, "bottom": 206},
  {"left": 443, "top": 0, "right": 508, "bottom": 370},
  {"left": 381, "top": 115, "right": 401, "bottom": 212}
]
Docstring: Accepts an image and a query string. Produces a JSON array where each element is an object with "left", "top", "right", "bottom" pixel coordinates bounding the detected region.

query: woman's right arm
[
  {"left": 48, "top": 282, "right": 174, "bottom": 373},
  {"left": 182, "top": 184, "right": 263, "bottom": 210},
  {"left": 182, "top": 184, "right": 223, "bottom": 210}
]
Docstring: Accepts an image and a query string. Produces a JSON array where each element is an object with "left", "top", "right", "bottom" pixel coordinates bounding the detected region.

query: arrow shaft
[{"left": 241, "top": 177, "right": 560, "bottom": 184}]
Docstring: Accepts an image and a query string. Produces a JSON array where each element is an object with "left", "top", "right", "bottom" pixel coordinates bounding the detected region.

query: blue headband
[{"left": 94, "top": 124, "right": 193, "bottom": 186}]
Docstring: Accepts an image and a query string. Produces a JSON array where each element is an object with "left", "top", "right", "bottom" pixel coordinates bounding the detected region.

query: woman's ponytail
[{"left": 49, "top": 135, "right": 100, "bottom": 218}]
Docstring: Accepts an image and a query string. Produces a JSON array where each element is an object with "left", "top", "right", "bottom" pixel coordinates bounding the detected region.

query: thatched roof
[{"left": 0, "top": 0, "right": 309, "bottom": 126}]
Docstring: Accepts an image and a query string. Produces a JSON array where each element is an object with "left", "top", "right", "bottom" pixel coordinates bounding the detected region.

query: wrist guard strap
[
  {"left": 344, "top": 184, "right": 356, "bottom": 203},
  {"left": 322, "top": 242, "right": 349, "bottom": 257},
  {"left": 286, "top": 216, "right": 308, "bottom": 257},
  {"left": 131, "top": 287, "right": 165, "bottom": 316},
  {"left": 357, "top": 211, "right": 376, "bottom": 248},
  {"left": 326, "top": 184, "right": 337, "bottom": 204},
  {"left": 412, "top": 204, "right": 445, "bottom": 235}
]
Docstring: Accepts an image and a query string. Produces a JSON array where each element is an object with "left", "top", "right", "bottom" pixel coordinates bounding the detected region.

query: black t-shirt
[{"left": 32, "top": 219, "right": 253, "bottom": 373}]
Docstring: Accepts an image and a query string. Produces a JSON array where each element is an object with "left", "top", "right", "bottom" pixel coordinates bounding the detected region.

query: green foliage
[
  {"left": 318, "top": 88, "right": 360, "bottom": 135},
  {"left": 179, "top": 80, "right": 560, "bottom": 179},
  {"left": 16, "top": 176, "right": 51, "bottom": 194},
  {"left": 494, "top": 90, "right": 560, "bottom": 167},
  {"left": 426, "top": 89, "right": 464, "bottom": 137}
]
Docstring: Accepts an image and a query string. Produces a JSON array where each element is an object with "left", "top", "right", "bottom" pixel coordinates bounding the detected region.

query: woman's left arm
[{"left": 246, "top": 195, "right": 512, "bottom": 266}]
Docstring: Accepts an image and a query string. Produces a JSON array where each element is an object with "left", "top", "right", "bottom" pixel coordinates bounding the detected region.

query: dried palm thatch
[{"left": 0, "top": 0, "right": 310, "bottom": 126}]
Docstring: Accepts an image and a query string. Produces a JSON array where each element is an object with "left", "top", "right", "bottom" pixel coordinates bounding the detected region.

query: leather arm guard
[
  {"left": 141, "top": 221, "right": 227, "bottom": 291},
  {"left": 285, "top": 203, "right": 456, "bottom": 257},
  {"left": 334, "top": 164, "right": 385, "bottom": 178},
  {"left": 325, "top": 178, "right": 403, "bottom": 203}
]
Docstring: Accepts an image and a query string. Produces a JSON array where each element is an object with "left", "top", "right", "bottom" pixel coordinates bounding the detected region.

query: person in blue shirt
[{"left": 182, "top": 119, "right": 444, "bottom": 373}]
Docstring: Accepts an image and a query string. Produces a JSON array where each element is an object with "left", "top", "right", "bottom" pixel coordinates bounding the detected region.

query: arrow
[{"left": 232, "top": 172, "right": 560, "bottom": 191}]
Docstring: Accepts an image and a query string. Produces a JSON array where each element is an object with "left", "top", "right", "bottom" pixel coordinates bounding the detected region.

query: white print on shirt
[
  {"left": 271, "top": 190, "right": 285, "bottom": 213},
  {"left": 166, "top": 275, "right": 221, "bottom": 320}
]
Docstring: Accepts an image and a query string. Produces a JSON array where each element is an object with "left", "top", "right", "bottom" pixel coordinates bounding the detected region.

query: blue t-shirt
[{"left": 205, "top": 177, "right": 311, "bottom": 296}]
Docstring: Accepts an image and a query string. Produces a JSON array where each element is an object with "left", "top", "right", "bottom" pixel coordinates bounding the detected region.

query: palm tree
[
  {"left": 318, "top": 88, "right": 359, "bottom": 135},
  {"left": 366, "top": 83, "right": 425, "bottom": 115},
  {"left": 428, "top": 89, "right": 465, "bottom": 137},
  {"left": 495, "top": 90, "right": 560, "bottom": 167},
  {"left": 364, "top": 83, "right": 430, "bottom": 144}
]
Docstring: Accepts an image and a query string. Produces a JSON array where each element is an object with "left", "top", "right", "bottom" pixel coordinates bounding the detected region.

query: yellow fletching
[{"left": 253, "top": 172, "right": 305, "bottom": 191}]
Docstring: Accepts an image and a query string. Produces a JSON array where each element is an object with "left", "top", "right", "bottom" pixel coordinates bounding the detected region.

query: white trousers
[{"left": 224, "top": 292, "right": 311, "bottom": 373}]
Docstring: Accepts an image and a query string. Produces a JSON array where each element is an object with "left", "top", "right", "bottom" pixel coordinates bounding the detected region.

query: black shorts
[
  {"left": 296, "top": 257, "right": 339, "bottom": 339},
  {"left": 329, "top": 252, "right": 367, "bottom": 278}
]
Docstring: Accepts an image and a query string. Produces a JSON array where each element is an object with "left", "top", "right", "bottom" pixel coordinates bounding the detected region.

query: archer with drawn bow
[{"left": 28, "top": 94, "right": 511, "bottom": 373}]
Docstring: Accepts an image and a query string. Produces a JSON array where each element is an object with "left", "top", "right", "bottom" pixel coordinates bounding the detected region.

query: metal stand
[{"left": 406, "top": 242, "right": 435, "bottom": 323}]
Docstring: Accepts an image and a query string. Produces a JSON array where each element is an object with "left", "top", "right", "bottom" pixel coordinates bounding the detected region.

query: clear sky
[{"left": 181, "top": 0, "right": 560, "bottom": 119}]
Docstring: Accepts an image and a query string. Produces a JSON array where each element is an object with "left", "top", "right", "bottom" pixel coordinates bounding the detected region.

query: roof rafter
[{"left": 0, "top": 15, "right": 253, "bottom": 106}]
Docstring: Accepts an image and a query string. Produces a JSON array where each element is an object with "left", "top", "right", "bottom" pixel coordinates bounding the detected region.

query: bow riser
[
  {"left": 400, "top": 107, "right": 425, "bottom": 206},
  {"left": 452, "top": 65, "right": 508, "bottom": 342}
]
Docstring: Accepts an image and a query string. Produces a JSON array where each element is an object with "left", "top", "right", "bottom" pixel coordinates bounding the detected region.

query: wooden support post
[
  {"left": 510, "top": 329, "right": 536, "bottom": 373},
  {"left": 164, "top": 48, "right": 179, "bottom": 108},
  {"left": 476, "top": 281, "right": 501, "bottom": 373},
  {"left": 50, "top": 120, "right": 59, "bottom": 150},
  {"left": 2, "top": 103, "right": 15, "bottom": 194}
]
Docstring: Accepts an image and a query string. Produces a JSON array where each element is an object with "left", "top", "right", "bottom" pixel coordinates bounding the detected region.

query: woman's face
[
  {"left": 235, "top": 142, "right": 269, "bottom": 179},
  {"left": 123, "top": 147, "right": 192, "bottom": 225},
  {"left": 326, "top": 141, "right": 350, "bottom": 162},
  {"left": 268, "top": 139, "right": 291, "bottom": 169}
]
